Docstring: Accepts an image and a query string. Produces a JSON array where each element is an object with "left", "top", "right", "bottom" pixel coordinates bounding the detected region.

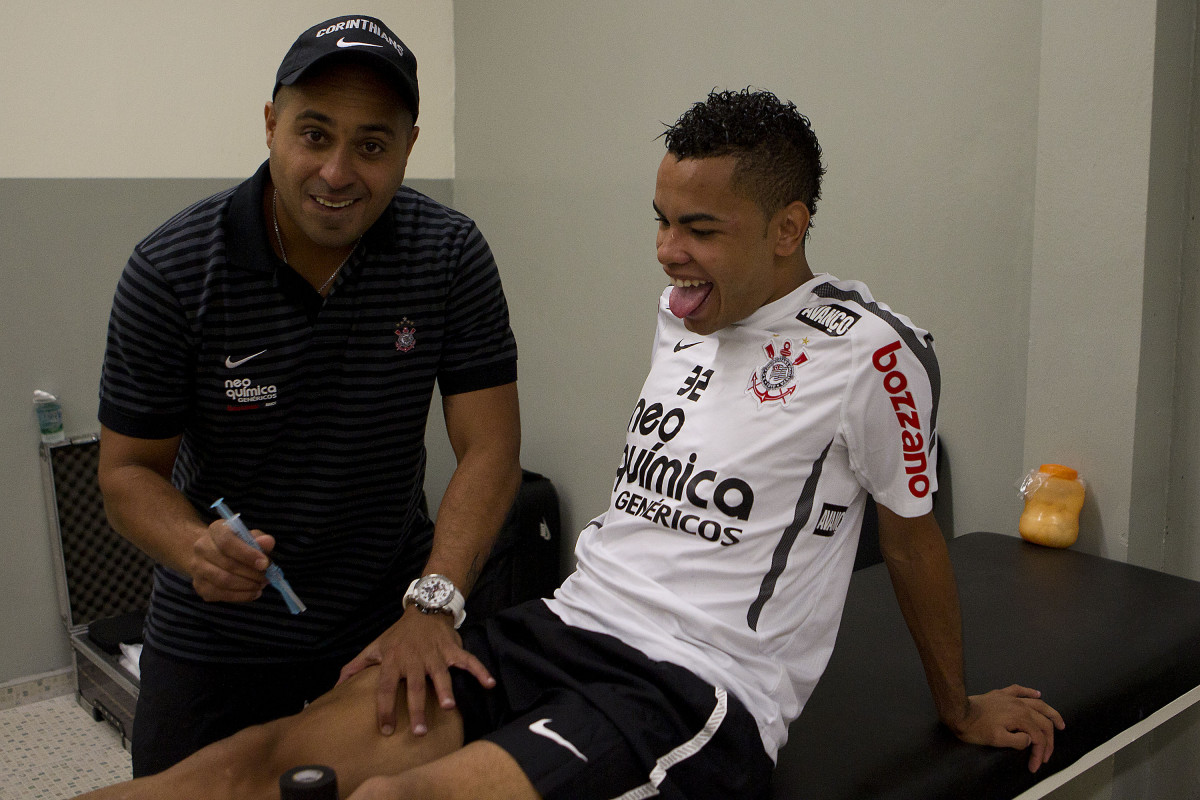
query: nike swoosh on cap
[
  {"left": 336, "top": 37, "right": 383, "bottom": 48},
  {"left": 528, "top": 718, "right": 588, "bottom": 762},
  {"left": 225, "top": 350, "right": 268, "bottom": 369}
]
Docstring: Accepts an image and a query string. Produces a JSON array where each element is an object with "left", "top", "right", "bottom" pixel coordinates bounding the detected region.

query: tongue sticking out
[{"left": 669, "top": 283, "right": 713, "bottom": 319}]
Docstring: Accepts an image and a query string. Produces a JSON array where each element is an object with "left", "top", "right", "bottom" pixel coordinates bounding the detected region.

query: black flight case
[{"left": 41, "top": 435, "right": 154, "bottom": 750}]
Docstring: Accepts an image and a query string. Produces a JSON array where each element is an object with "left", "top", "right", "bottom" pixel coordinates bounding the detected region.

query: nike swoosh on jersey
[
  {"left": 674, "top": 340, "right": 702, "bottom": 352},
  {"left": 224, "top": 350, "right": 268, "bottom": 369},
  {"left": 528, "top": 718, "right": 588, "bottom": 762},
  {"left": 336, "top": 37, "right": 383, "bottom": 48}
]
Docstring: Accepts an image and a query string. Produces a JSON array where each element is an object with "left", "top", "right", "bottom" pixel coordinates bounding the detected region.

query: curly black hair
[{"left": 662, "top": 89, "right": 825, "bottom": 233}]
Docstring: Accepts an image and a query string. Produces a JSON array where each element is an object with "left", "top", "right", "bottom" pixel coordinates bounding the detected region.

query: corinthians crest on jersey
[{"left": 747, "top": 337, "right": 808, "bottom": 405}]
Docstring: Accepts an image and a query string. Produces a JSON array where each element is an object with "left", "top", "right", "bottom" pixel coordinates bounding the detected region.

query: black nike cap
[{"left": 274, "top": 15, "right": 419, "bottom": 121}]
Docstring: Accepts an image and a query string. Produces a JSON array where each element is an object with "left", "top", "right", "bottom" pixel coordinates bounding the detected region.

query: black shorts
[{"left": 454, "top": 602, "right": 773, "bottom": 800}]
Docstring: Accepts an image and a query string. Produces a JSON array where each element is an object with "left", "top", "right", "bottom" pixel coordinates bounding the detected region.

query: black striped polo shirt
[{"left": 98, "top": 161, "right": 517, "bottom": 662}]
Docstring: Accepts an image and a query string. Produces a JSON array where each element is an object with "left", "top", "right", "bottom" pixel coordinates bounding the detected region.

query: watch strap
[{"left": 404, "top": 575, "right": 467, "bottom": 629}]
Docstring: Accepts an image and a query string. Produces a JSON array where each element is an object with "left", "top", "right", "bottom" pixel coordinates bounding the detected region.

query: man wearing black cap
[{"left": 97, "top": 15, "right": 520, "bottom": 776}]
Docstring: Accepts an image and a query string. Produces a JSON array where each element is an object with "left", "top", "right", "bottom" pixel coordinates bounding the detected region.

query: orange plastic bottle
[{"left": 1019, "top": 464, "right": 1085, "bottom": 548}]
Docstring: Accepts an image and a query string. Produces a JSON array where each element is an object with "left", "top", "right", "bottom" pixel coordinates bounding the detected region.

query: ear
[
  {"left": 264, "top": 101, "right": 277, "bottom": 150},
  {"left": 405, "top": 125, "right": 420, "bottom": 159},
  {"left": 772, "top": 201, "right": 811, "bottom": 258}
]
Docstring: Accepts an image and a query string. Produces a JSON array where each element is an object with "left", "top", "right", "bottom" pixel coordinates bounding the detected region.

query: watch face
[{"left": 415, "top": 576, "right": 453, "bottom": 609}]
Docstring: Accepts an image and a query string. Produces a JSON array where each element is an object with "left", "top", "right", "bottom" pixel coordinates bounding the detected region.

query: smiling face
[
  {"left": 654, "top": 154, "right": 811, "bottom": 335},
  {"left": 265, "top": 60, "right": 419, "bottom": 265}
]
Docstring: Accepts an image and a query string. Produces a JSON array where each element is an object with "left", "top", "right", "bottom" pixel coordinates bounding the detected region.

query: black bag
[{"left": 465, "top": 469, "right": 563, "bottom": 620}]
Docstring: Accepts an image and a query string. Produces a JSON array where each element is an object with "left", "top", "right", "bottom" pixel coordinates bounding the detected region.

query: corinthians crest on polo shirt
[
  {"left": 395, "top": 317, "right": 416, "bottom": 352},
  {"left": 747, "top": 337, "right": 808, "bottom": 405}
]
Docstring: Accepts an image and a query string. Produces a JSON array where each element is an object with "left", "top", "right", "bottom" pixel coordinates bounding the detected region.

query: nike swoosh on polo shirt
[{"left": 224, "top": 350, "right": 267, "bottom": 368}]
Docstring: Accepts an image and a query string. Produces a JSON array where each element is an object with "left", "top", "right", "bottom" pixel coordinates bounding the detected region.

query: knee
[
  {"left": 350, "top": 774, "right": 404, "bottom": 799},
  {"left": 175, "top": 721, "right": 284, "bottom": 796},
  {"left": 223, "top": 719, "right": 280, "bottom": 755}
]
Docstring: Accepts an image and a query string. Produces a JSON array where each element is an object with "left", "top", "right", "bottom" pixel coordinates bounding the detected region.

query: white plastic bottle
[{"left": 33, "top": 390, "right": 65, "bottom": 443}]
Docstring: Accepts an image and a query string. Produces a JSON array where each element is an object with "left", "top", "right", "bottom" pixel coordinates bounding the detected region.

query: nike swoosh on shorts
[{"left": 528, "top": 718, "right": 588, "bottom": 762}]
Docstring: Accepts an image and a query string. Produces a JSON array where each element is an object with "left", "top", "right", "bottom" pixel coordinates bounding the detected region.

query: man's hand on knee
[{"left": 338, "top": 608, "right": 495, "bottom": 736}]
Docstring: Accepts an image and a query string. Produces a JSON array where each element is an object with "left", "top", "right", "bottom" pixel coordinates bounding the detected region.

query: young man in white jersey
[{"left": 78, "top": 89, "right": 1063, "bottom": 800}]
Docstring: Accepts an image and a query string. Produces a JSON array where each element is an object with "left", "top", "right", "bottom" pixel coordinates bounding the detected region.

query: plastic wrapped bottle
[
  {"left": 33, "top": 390, "right": 65, "bottom": 443},
  {"left": 1018, "top": 464, "right": 1085, "bottom": 548}
]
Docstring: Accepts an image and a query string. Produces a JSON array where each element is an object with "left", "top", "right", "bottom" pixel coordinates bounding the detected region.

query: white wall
[
  {"left": 1022, "top": 0, "right": 1197, "bottom": 578},
  {"left": 452, "top": 0, "right": 1197, "bottom": 572},
  {"left": 0, "top": 1, "right": 455, "bottom": 179},
  {"left": 453, "top": 0, "right": 1045, "bottom": 544}
]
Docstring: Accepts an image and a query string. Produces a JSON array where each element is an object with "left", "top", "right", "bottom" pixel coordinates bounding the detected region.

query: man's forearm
[
  {"left": 877, "top": 507, "right": 971, "bottom": 730},
  {"left": 424, "top": 448, "right": 522, "bottom": 595},
  {"left": 887, "top": 541, "right": 970, "bottom": 726},
  {"left": 876, "top": 507, "right": 1066, "bottom": 768},
  {"left": 101, "top": 463, "right": 209, "bottom": 573},
  {"left": 424, "top": 383, "right": 522, "bottom": 596}
]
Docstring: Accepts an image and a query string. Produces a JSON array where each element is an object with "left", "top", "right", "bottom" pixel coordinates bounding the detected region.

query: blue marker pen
[{"left": 210, "top": 498, "right": 306, "bottom": 614}]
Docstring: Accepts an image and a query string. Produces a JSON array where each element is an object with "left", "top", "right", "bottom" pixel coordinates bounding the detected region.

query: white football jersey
[{"left": 547, "top": 274, "right": 939, "bottom": 760}]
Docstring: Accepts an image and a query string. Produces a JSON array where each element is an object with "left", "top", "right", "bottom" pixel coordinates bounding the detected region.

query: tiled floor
[{"left": 0, "top": 694, "right": 131, "bottom": 799}]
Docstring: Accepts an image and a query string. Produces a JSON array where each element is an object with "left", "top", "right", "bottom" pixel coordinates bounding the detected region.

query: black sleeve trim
[
  {"left": 98, "top": 401, "right": 188, "bottom": 440},
  {"left": 437, "top": 359, "right": 518, "bottom": 397}
]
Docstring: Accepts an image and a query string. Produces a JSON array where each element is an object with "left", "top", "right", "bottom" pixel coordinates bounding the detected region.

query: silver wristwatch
[{"left": 403, "top": 574, "right": 466, "bottom": 629}]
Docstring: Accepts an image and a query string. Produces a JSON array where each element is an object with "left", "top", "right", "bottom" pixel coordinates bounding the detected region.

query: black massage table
[{"left": 772, "top": 531, "right": 1200, "bottom": 799}]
